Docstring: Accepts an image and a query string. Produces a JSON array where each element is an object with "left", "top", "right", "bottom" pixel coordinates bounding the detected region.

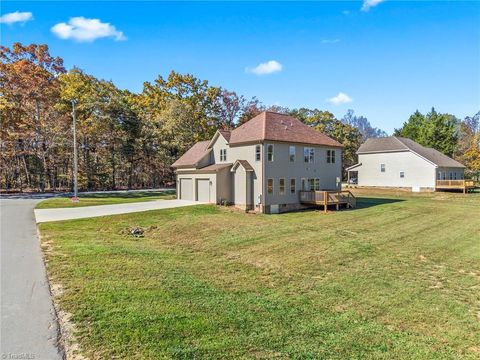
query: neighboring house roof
[
  {"left": 171, "top": 141, "right": 210, "bottom": 168},
  {"left": 231, "top": 160, "right": 254, "bottom": 172},
  {"left": 357, "top": 136, "right": 465, "bottom": 168},
  {"left": 229, "top": 111, "right": 343, "bottom": 147}
]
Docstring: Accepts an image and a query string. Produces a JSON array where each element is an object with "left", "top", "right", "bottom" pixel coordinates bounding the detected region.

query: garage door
[
  {"left": 180, "top": 178, "right": 193, "bottom": 200},
  {"left": 196, "top": 179, "right": 210, "bottom": 202}
]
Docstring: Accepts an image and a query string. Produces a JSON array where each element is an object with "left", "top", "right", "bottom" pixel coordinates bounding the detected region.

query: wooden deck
[
  {"left": 299, "top": 190, "right": 356, "bottom": 213},
  {"left": 436, "top": 180, "right": 476, "bottom": 193}
]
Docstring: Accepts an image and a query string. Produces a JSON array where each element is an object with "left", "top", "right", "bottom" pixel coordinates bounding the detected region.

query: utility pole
[{"left": 71, "top": 100, "right": 79, "bottom": 201}]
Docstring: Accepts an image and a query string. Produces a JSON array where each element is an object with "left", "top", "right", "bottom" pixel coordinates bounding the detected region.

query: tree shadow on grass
[{"left": 355, "top": 197, "right": 405, "bottom": 209}]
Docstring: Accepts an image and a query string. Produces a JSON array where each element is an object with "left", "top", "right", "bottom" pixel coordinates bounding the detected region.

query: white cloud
[
  {"left": 342, "top": 10, "right": 351, "bottom": 15},
  {"left": 51, "top": 17, "right": 126, "bottom": 42},
  {"left": 246, "top": 60, "right": 283, "bottom": 75},
  {"left": 327, "top": 92, "right": 353, "bottom": 105},
  {"left": 321, "top": 39, "right": 340, "bottom": 44},
  {"left": 0, "top": 11, "right": 33, "bottom": 24},
  {"left": 361, "top": 0, "right": 385, "bottom": 11}
]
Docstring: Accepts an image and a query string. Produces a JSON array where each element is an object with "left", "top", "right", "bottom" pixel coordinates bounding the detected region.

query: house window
[
  {"left": 267, "top": 178, "right": 273, "bottom": 194},
  {"left": 327, "top": 150, "right": 336, "bottom": 163},
  {"left": 290, "top": 178, "right": 296, "bottom": 194},
  {"left": 308, "top": 178, "right": 315, "bottom": 191},
  {"left": 289, "top": 146, "right": 295, "bottom": 162},
  {"left": 314, "top": 178, "right": 320, "bottom": 190},
  {"left": 454, "top": 172, "right": 457, "bottom": 180},
  {"left": 437, "top": 172, "right": 441, "bottom": 180},
  {"left": 304, "top": 147, "right": 314, "bottom": 163},
  {"left": 301, "top": 178, "right": 306, "bottom": 191},
  {"left": 380, "top": 163, "right": 386, "bottom": 172},
  {"left": 460, "top": 173, "right": 464, "bottom": 180},
  {"left": 400, "top": 171, "right": 405, "bottom": 178},
  {"left": 255, "top": 145, "right": 261, "bottom": 161},
  {"left": 267, "top": 144, "right": 274, "bottom": 162},
  {"left": 220, "top": 149, "right": 227, "bottom": 162},
  {"left": 449, "top": 172, "right": 453, "bottom": 180},
  {"left": 279, "top": 178, "right": 285, "bottom": 195}
]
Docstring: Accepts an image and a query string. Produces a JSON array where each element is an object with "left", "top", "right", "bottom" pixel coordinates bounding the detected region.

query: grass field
[
  {"left": 35, "top": 190, "right": 176, "bottom": 209},
  {"left": 39, "top": 189, "right": 480, "bottom": 359}
]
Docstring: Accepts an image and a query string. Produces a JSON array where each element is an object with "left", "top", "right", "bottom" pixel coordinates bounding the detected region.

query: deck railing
[
  {"left": 299, "top": 190, "right": 356, "bottom": 212},
  {"left": 436, "top": 179, "right": 476, "bottom": 193}
]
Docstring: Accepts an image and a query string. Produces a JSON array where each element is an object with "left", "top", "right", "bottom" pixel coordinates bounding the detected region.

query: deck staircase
[{"left": 299, "top": 190, "right": 356, "bottom": 213}]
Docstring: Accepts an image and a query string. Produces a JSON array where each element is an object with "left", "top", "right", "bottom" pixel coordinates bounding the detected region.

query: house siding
[
  {"left": 356, "top": 151, "right": 437, "bottom": 189},
  {"left": 263, "top": 142, "right": 342, "bottom": 206}
]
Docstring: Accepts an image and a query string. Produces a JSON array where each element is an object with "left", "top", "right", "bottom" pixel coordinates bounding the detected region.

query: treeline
[{"left": 1, "top": 43, "right": 478, "bottom": 192}]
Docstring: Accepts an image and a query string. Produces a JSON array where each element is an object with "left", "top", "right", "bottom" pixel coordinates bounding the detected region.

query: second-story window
[
  {"left": 267, "top": 144, "right": 274, "bottom": 162},
  {"left": 304, "top": 147, "right": 314, "bottom": 163},
  {"left": 289, "top": 146, "right": 295, "bottom": 162},
  {"left": 255, "top": 145, "right": 261, "bottom": 161},
  {"left": 220, "top": 149, "right": 227, "bottom": 162},
  {"left": 327, "top": 150, "right": 336, "bottom": 163}
]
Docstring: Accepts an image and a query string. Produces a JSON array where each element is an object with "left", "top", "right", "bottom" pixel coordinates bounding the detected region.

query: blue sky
[{"left": 2, "top": 1, "right": 479, "bottom": 133}]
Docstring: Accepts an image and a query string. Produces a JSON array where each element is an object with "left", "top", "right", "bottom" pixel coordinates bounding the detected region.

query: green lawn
[
  {"left": 39, "top": 189, "right": 480, "bottom": 359},
  {"left": 35, "top": 190, "right": 176, "bottom": 209}
]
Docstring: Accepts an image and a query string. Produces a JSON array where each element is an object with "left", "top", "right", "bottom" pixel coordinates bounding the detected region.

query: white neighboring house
[
  {"left": 346, "top": 136, "right": 466, "bottom": 191},
  {"left": 171, "top": 111, "right": 344, "bottom": 213}
]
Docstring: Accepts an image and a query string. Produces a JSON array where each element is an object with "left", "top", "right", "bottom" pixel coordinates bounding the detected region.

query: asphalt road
[{"left": 0, "top": 199, "right": 63, "bottom": 359}]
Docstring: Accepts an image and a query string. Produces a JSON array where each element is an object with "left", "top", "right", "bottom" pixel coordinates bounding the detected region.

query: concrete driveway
[
  {"left": 1, "top": 199, "right": 63, "bottom": 359},
  {"left": 35, "top": 199, "right": 204, "bottom": 223}
]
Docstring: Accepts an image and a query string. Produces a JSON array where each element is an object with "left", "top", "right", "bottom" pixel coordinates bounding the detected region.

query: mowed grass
[
  {"left": 39, "top": 189, "right": 480, "bottom": 359},
  {"left": 35, "top": 190, "right": 176, "bottom": 209}
]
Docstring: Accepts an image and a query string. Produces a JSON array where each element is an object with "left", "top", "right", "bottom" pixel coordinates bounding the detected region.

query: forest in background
[{"left": 1, "top": 43, "right": 479, "bottom": 192}]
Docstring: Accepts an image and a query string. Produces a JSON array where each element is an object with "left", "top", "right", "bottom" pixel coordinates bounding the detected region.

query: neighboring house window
[
  {"left": 255, "top": 145, "right": 261, "bottom": 161},
  {"left": 400, "top": 171, "right": 405, "bottom": 178},
  {"left": 380, "top": 163, "right": 386, "bottom": 172},
  {"left": 314, "top": 178, "right": 320, "bottom": 190},
  {"left": 308, "top": 178, "right": 315, "bottom": 191},
  {"left": 220, "top": 149, "right": 227, "bottom": 162},
  {"left": 437, "top": 172, "right": 441, "bottom": 180},
  {"left": 301, "top": 178, "right": 306, "bottom": 191},
  {"left": 454, "top": 172, "right": 457, "bottom": 180},
  {"left": 327, "top": 150, "right": 336, "bottom": 163},
  {"left": 449, "top": 172, "right": 453, "bottom": 180},
  {"left": 267, "top": 144, "right": 274, "bottom": 162},
  {"left": 289, "top": 146, "right": 295, "bottom": 162},
  {"left": 267, "top": 178, "right": 273, "bottom": 194},
  {"left": 290, "top": 179, "right": 296, "bottom": 194},
  {"left": 460, "top": 173, "right": 464, "bottom": 180},
  {"left": 279, "top": 178, "right": 285, "bottom": 195},
  {"left": 304, "top": 147, "right": 314, "bottom": 163}
]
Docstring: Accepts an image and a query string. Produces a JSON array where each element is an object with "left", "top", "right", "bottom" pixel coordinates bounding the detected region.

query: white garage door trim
[
  {"left": 180, "top": 178, "right": 193, "bottom": 200},
  {"left": 196, "top": 179, "right": 211, "bottom": 202}
]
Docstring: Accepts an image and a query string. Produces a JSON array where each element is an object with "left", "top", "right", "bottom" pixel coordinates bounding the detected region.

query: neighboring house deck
[
  {"left": 435, "top": 180, "right": 476, "bottom": 193},
  {"left": 347, "top": 136, "right": 469, "bottom": 192},
  {"left": 172, "top": 111, "right": 345, "bottom": 213}
]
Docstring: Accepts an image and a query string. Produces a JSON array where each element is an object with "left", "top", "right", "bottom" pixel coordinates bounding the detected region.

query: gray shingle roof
[{"left": 357, "top": 136, "right": 465, "bottom": 168}]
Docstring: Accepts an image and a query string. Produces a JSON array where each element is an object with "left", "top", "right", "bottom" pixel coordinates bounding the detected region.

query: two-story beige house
[{"left": 172, "top": 111, "right": 343, "bottom": 213}]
